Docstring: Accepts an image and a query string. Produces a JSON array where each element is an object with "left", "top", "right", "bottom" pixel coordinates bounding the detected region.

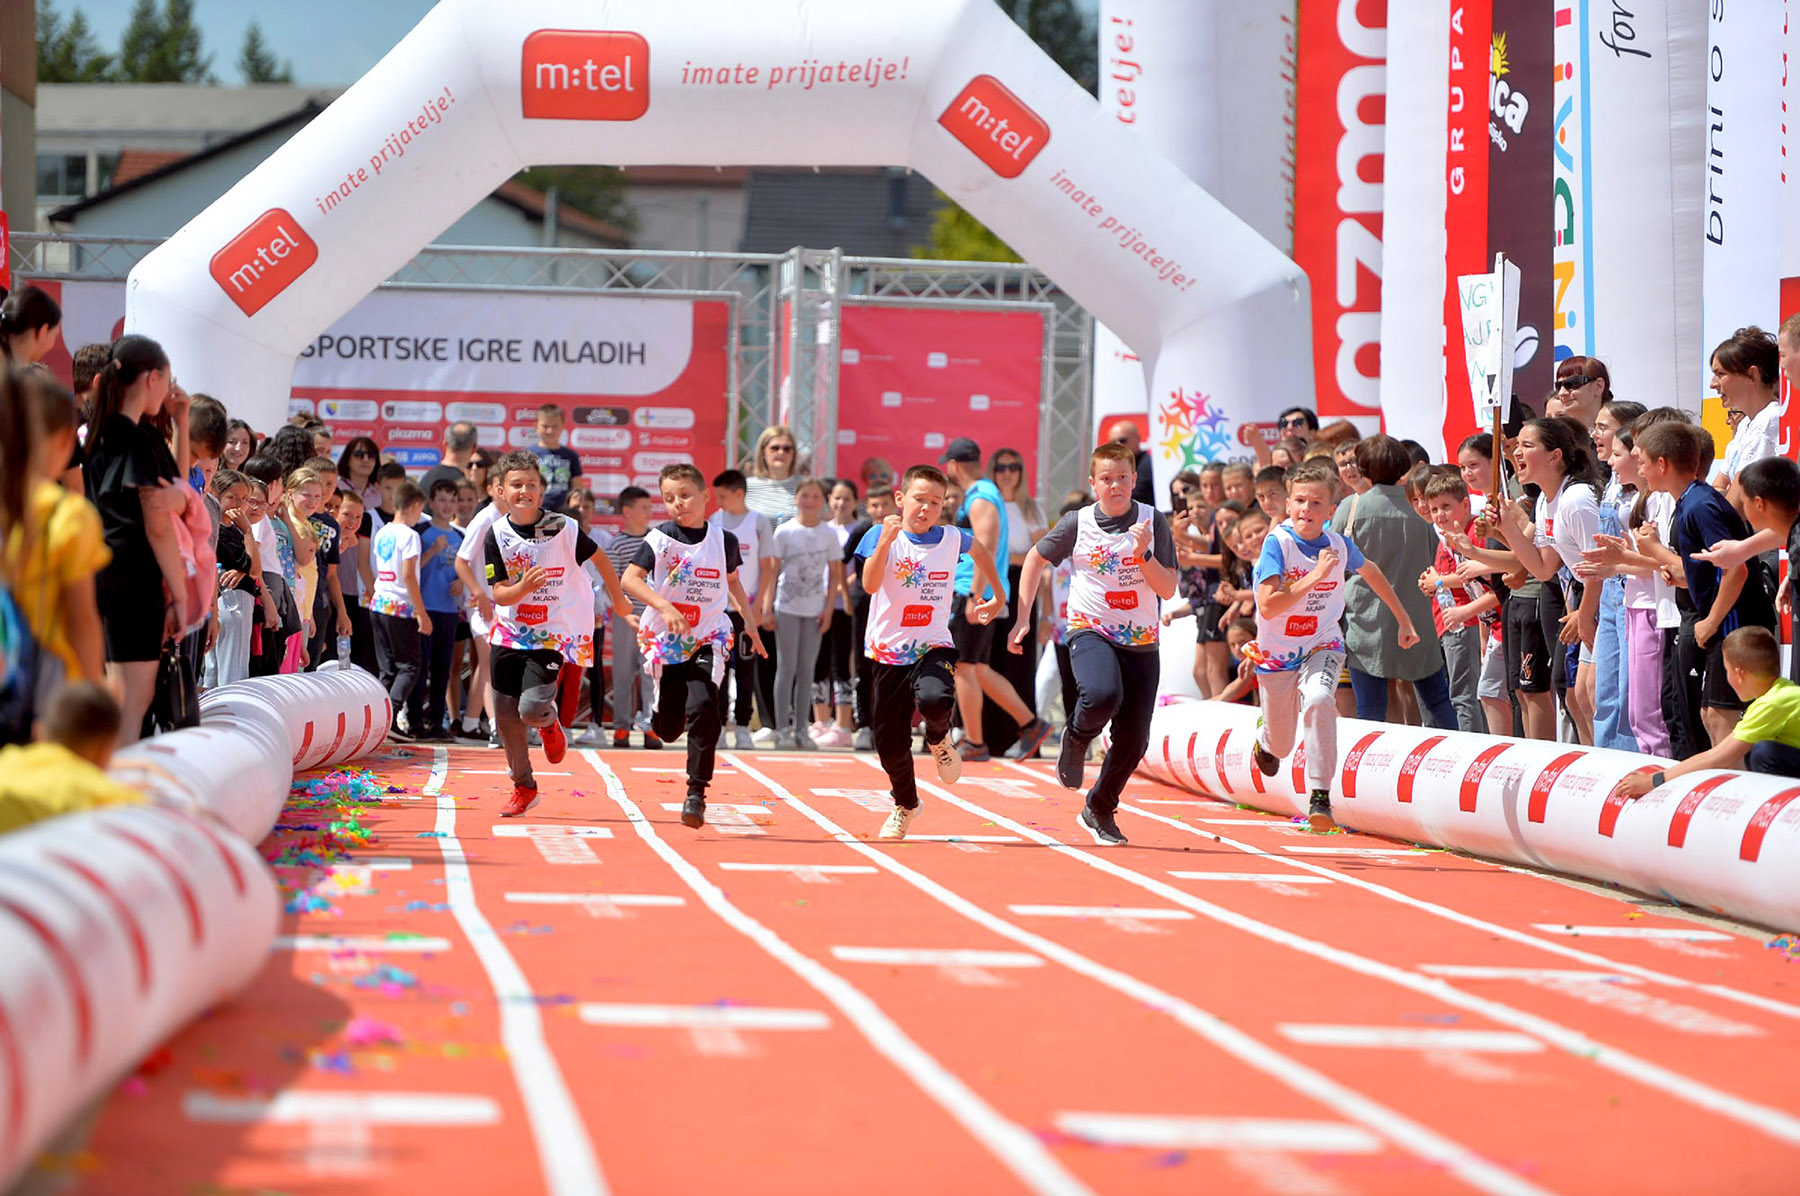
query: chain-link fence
[{"left": 9, "top": 234, "right": 1093, "bottom": 503}]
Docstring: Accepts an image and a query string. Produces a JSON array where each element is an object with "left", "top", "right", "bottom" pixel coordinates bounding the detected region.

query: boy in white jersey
[
  {"left": 709, "top": 469, "right": 777, "bottom": 749},
  {"left": 1251, "top": 461, "right": 1418, "bottom": 832},
  {"left": 482, "top": 451, "right": 629, "bottom": 818},
  {"left": 854, "top": 464, "right": 1005, "bottom": 840},
  {"left": 622, "top": 463, "right": 766, "bottom": 829},
  {"left": 1010, "top": 443, "right": 1178, "bottom": 846}
]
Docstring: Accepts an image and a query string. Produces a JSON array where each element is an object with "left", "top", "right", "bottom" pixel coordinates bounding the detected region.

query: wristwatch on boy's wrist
[{"left": 1650, "top": 771, "right": 1666, "bottom": 788}]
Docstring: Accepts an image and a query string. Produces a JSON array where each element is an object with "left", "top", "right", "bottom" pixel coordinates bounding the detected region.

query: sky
[{"left": 50, "top": 0, "right": 1102, "bottom": 87}]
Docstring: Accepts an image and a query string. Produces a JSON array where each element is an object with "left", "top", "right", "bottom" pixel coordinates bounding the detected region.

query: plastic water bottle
[{"left": 338, "top": 634, "right": 353, "bottom": 664}]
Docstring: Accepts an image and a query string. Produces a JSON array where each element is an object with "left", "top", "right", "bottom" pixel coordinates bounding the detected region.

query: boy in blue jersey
[{"left": 415, "top": 478, "right": 465, "bottom": 739}]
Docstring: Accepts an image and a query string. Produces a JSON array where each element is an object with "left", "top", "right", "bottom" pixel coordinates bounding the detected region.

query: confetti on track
[{"left": 52, "top": 746, "right": 1800, "bottom": 1194}]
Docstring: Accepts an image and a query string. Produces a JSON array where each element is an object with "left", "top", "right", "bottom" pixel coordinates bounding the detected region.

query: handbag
[{"left": 142, "top": 640, "right": 200, "bottom": 737}]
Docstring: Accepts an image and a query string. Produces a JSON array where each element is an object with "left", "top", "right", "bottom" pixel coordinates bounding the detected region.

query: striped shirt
[{"left": 605, "top": 531, "right": 649, "bottom": 614}]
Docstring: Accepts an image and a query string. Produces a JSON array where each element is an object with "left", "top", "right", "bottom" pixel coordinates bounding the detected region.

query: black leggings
[
  {"left": 1065, "top": 633, "right": 1159, "bottom": 815},
  {"left": 652, "top": 647, "right": 722, "bottom": 798},
  {"left": 871, "top": 647, "right": 958, "bottom": 810},
  {"left": 813, "top": 609, "right": 854, "bottom": 706},
  {"left": 716, "top": 610, "right": 759, "bottom": 726},
  {"left": 852, "top": 597, "right": 872, "bottom": 729}
]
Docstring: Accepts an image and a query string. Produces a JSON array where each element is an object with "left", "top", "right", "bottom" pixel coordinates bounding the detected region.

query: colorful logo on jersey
[
  {"left": 664, "top": 552, "right": 695, "bottom": 587},
  {"left": 868, "top": 637, "right": 931, "bottom": 665},
  {"left": 895, "top": 556, "right": 925, "bottom": 588},
  {"left": 1087, "top": 544, "right": 1122, "bottom": 576}
]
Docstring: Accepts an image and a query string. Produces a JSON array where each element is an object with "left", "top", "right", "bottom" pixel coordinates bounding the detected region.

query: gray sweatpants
[
  {"left": 611, "top": 612, "right": 653, "bottom": 730},
  {"left": 497, "top": 666, "right": 561, "bottom": 789},
  {"left": 773, "top": 611, "right": 824, "bottom": 735},
  {"left": 1441, "top": 621, "right": 1488, "bottom": 734},
  {"left": 1255, "top": 648, "right": 1344, "bottom": 793}
]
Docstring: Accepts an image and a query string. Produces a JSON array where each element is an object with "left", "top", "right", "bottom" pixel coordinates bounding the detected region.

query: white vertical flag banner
[{"left": 1457, "top": 254, "right": 1521, "bottom": 422}]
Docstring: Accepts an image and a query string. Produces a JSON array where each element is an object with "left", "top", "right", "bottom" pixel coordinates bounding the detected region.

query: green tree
[
  {"left": 914, "top": 193, "right": 1021, "bottom": 263},
  {"left": 238, "top": 20, "right": 292, "bottom": 84},
  {"left": 117, "top": 0, "right": 213, "bottom": 83},
  {"left": 1002, "top": 0, "right": 1097, "bottom": 94},
  {"left": 513, "top": 166, "right": 636, "bottom": 237},
  {"left": 37, "top": 1, "right": 114, "bottom": 82}
]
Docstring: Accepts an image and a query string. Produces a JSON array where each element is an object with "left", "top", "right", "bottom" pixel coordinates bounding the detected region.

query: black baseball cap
[{"left": 939, "top": 437, "right": 982, "bottom": 464}]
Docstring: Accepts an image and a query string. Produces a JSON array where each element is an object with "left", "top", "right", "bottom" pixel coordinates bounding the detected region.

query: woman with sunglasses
[
  {"left": 336, "top": 435, "right": 385, "bottom": 671},
  {"left": 989, "top": 449, "right": 1049, "bottom": 753},
  {"left": 744, "top": 424, "right": 807, "bottom": 525},
  {"left": 1552, "top": 358, "right": 1611, "bottom": 429}
]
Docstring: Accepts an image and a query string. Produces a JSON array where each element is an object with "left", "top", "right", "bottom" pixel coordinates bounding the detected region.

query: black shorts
[
  {"left": 1699, "top": 628, "right": 1748, "bottom": 711},
  {"left": 949, "top": 601, "right": 996, "bottom": 665},
  {"left": 1507, "top": 592, "right": 1550, "bottom": 694},
  {"left": 454, "top": 618, "right": 471, "bottom": 643},
  {"left": 490, "top": 645, "right": 564, "bottom": 698},
  {"left": 99, "top": 576, "right": 168, "bottom": 664},
  {"left": 1196, "top": 600, "right": 1229, "bottom": 644}
]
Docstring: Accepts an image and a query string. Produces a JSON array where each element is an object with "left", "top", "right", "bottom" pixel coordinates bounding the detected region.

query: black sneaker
[
  {"left": 958, "top": 740, "right": 991, "bottom": 763},
  {"left": 1308, "top": 790, "right": 1337, "bottom": 834},
  {"left": 1056, "top": 732, "right": 1091, "bottom": 790},
  {"left": 1007, "top": 718, "right": 1053, "bottom": 759},
  {"left": 1079, "top": 805, "right": 1128, "bottom": 846},
  {"left": 1253, "top": 741, "right": 1280, "bottom": 777},
  {"left": 387, "top": 722, "right": 417, "bottom": 744},
  {"left": 680, "top": 795, "right": 706, "bottom": 829}
]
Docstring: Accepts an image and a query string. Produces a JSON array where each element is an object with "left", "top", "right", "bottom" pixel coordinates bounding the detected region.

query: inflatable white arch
[{"left": 122, "top": 0, "right": 1312, "bottom": 449}]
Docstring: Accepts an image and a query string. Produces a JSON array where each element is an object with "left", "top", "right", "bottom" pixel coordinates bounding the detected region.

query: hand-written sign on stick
[{"left": 1456, "top": 253, "right": 1522, "bottom": 423}]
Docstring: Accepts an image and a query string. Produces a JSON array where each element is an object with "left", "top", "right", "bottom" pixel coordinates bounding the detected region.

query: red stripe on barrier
[
  {"left": 0, "top": 895, "right": 93, "bottom": 1067},
  {"left": 1396, "top": 736, "right": 1447, "bottom": 804},
  {"left": 46, "top": 852, "right": 152, "bottom": 993},
  {"left": 1528, "top": 752, "right": 1583, "bottom": 824},
  {"left": 187, "top": 818, "right": 248, "bottom": 897},
  {"left": 101, "top": 827, "right": 203, "bottom": 945},
  {"left": 0, "top": 994, "right": 23, "bottom": 1159},
  {"left": 326, "top": 710, "right": 348, "bottom": 762},
  {"left": 1183, "top": 732, "right": 1201, "bottom": 792},
  {"left": 1667, "top": 774, "right": 1736, "bottom": 848},
  {"left": 1599, "top": 766, "right": 1660, "bottom": 838},
  {"left": 1341, "top": 732, "right": 1382, "bottom": 799},
  {"left": 298, "top": 719, "right": 315, "bottom": 761},
  {"left": 1247, "top": 726, "right": 1266, "bottom": 793},
  {"left": 1214, "top": 731, "right": 1231, "bottom": 791},
  {"left": 1291, "top": 744, "right": 1306, "bottom": 794},
  {"left": 1458, "top": 743, "right": 1510, "bottom": 812},
  {"left": 1739, "top": 788, "right": 1800, "bottom": 863}
]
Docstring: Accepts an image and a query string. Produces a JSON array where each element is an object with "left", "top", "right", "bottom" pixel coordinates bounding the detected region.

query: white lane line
[
  {"left": 1169, "top": 872, "right": 1333, "bottom": 884},
  {"left": 1421, "top": 966, "right": 1638, "bottom": 982},
  {"left": 1054, "top": 1112, "right": 1382, "bottom": 1154},
  {"left": 908, "top": 834, "right": 1023, "bottom": 843},
  {"left": 583, "top": 751, "right": 1092, "bottom": 1196},
  {"left": 505, "top": 892, "right": 685, "bottom": 907},
  {"left": 490, "top": 825, "right": 614, "bottom": 838},
  {"left": 1417, "top": 966, "right": 1761, "bottom": 1037},
  {"left": 578, "top": 1003, "right": 828, "bottom": 1030},
  {"left": 723, "top": 754, "right": 1550, "bottom": 1196},
  {"left": 1114, "top": 792, "right": 1800, "bottom": 1023},
  {"left": 1530, "top": 924, "right": 1733, "bottom": 942},
  {"left": 427, "top": 747, "right": 609, "bottom": 1196},
  {"left": 660, "top": 802, "right": 769, "bottom": 835},
  {"left": 1007, "top": 905, "right": 1193, "bottom": 920},
  {"left": 183, "top": 1091, "right": 500, "bottom": 1125},
  {"left": 832, "top": 947, "right": 1045, "bottom": 969},
  {"left": 1276, "top": 1025, "right": 1545, "bottom": 1053},
  {"left": 944, "top": 762, "right": 1800, "bottom": 1147},
  {"left": 1281, "top": 845, "right": 1435, "bottom": 856},
  {"left": 1133, "top": 799, "right": 1217, "bottom": 807},
  {"left": 350, "top": 856, "right": 414, "bottom": 870},
  {"left": 716, "top": 862, "right": 879, "bottom": 874},
  {"left": 275, "top": 935, "right": 452, "bottom": 953}
]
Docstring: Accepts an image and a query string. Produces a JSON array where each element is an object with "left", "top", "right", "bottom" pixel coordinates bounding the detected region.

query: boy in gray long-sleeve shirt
[{"left": 607, "top": 487, "right": 657, "bottom": 747}]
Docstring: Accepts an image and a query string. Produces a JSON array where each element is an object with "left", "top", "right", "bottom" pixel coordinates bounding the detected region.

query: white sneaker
[
  {"left": 751, "top": 726, "right": 778, "bottom": 746},
  {"left": 928, "top": 736, "right": 962, "bottom": 784},
  {"left": 878, "top": 804, "right": 919, "bottom": 840},
  {"left": 732, "top": 727, "right": 754, "bottom": 750},
  {"left": 813, "top": 724, "right": 852, "bottom": 749}
]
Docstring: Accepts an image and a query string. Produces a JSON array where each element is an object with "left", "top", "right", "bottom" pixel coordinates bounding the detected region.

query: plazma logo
[
  {"left": 938, "top": 76, "right": 1048, "bottom": 178},
  {"left": 210, "top": 209, "right": 318, "bottom": 317},
  {"left": 522, "top": 31, "right": 650, "bottom": 121}
]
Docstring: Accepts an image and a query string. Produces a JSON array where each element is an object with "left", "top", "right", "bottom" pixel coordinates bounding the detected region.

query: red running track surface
[{"left": 40, "top": 744, "right": 1800, "bottom": 1195}]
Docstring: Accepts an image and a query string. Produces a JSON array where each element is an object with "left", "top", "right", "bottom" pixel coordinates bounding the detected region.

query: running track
[{"left": 48, "top": 743, "right": 1800, "bottom": 1194}]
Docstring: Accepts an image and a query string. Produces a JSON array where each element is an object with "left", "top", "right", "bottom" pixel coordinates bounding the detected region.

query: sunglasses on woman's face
[
  {"left": 352, "top": 449, "right": 376, "bottom": 459},
  {"left": 994, "top": 461, "right": 1022, "bottom": 473},
  {"left": 1278, "top": 415, "right": 1310, "bottom": 429},
  {"left": 767, "top": 443, "right": 795, "bottom": 453},
  {"left": 1556, "top": 374, "right": 1595, "bottom": 391}
]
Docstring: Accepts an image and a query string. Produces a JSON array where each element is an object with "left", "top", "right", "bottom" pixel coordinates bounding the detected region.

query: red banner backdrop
[
  {"left": 1292, "top": 0, "right": 1387, "bottom": 428},
  {"left": 835, "top": 303, "right": 1046, "bottom": 489}
]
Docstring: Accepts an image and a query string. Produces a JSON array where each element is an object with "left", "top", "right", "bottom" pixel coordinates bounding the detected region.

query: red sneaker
[
  {"left": 501, "top": 785, "right": 539, "bottom": 818},
  {"left": 541, "top": 721, "right": 566, "bottom": 764}
]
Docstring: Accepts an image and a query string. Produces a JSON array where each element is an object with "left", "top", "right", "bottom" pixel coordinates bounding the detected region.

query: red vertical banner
[
  {"left": 1781, "top": 276, "right": 1800, "bottom": 458},
  {"left": 0, "top": 212, "right": 11, "bottom": 293},
  {"left": 1292, "top": 0, "right": 1387, "bottom": 428},
  {"left": 1442, "top": 0, "right": 1493, "bottom": 455}
]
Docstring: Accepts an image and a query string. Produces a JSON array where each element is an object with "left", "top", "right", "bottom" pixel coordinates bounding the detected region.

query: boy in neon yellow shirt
[{"left": 0, "top": 682, "right": 145, "bottom": 834}]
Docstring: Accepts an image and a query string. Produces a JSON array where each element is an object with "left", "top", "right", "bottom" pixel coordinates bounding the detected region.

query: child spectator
[
  {"left": 1612, "top": 628, "right": 1800, "bottom": 797},
  {"left": 531, "top": 404, "right": 584, "bottom": 513},
  {"left": 1456, "top": 433, "right": 1495, "bottom": 517},
  {"left": 452, "top": 469, "right": 509, "bottom": 744},
  {"left": 242, "top": 456, "right": 299, "bottom": 677},
  {"left": 769, "top": 479, "right": 846, "bottom": 749},
  {"left": 0, "top": 682, "right": 146, "bottom": 834},
  {"left": 280, "top": 468, "right": 324, "bottom": 673},
  {"left": 812, "top": 478, "right": 861, "bottom": 747},
  {"left": 7, "top": 373, "right": 108, "bottom": 689},
  {"left": 302, "top": 455, "right": 351, "bottom": 669},
  {"left": 1640, "top": 420, "right": 1778, "bottom": 749},
  {"left": 606, "top": 486, "right": 658, "bottom": 747},
  {"left": 207, "top": 469, "right": 257, "bottom": 687},
  {"left": 1215, "top": 617, "right": 1261, "bottom": 704},
  {"left": 415, "top": 478, "right": 465, "bottom": 739},
  {"left": 188, "top": 397, "right": 228, "bottom": 496},
  {"left": 1693, "top": 456, "right": 1800, "bottom": 685},
  {"left": 374, "top": 459, "right": 407, "bottom": 523},
  {"left": 1419, "top": 472, "right": 1500, "bottom": 734},
  {"left": 1251, "top": 461, "right": 1419, "bottom": 832},
  {"left": 1197, "top": 463, "right": 1225, "bottom": 508},
  {"left": 369, "top": 481, "right": 431, "bottom": 741},
  {"left": 621, "top": 463, "right": 762, "bottom": 828},
  {"left": 335, "top": 489, "right": 376, "bottom": 671},
  {"left": 1582, "top": 428, "right": 1672, "bottom": 756},
  {"left": 709, "top": 469, "right": 777, "bottom": 749},
  {"left": 1253, "top": 466, "right": 1288, "bottom": 524},
  {"left": 1220, "top": 462, "right": 1254, "bottom": 508}
]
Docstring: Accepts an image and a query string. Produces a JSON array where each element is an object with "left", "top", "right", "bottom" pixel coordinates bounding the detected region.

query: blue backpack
[{"left": 0, "top": 583, "right": 42, "bottom": 747}]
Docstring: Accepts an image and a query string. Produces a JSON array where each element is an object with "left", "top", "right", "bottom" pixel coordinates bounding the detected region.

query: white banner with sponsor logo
[{"left": 121, "top": 0, "right": 1311, "bottom": 499}]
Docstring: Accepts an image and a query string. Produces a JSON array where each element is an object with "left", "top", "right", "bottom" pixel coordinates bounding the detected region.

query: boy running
[
  {"left": 482, "top": 452, "right": 629, "bottom": 817},
  {"left": 1251, "top": 461, "right": 1419, "bottom": 832},
  {"left": 856, "top": 464, "right": 1005, "bottom": 840},
  {"left": 1010, "top": 442, "right": 1178, "bottom": 846},
  {"left": 621, "top": 463, "right": 766, "bottom": 829}
]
